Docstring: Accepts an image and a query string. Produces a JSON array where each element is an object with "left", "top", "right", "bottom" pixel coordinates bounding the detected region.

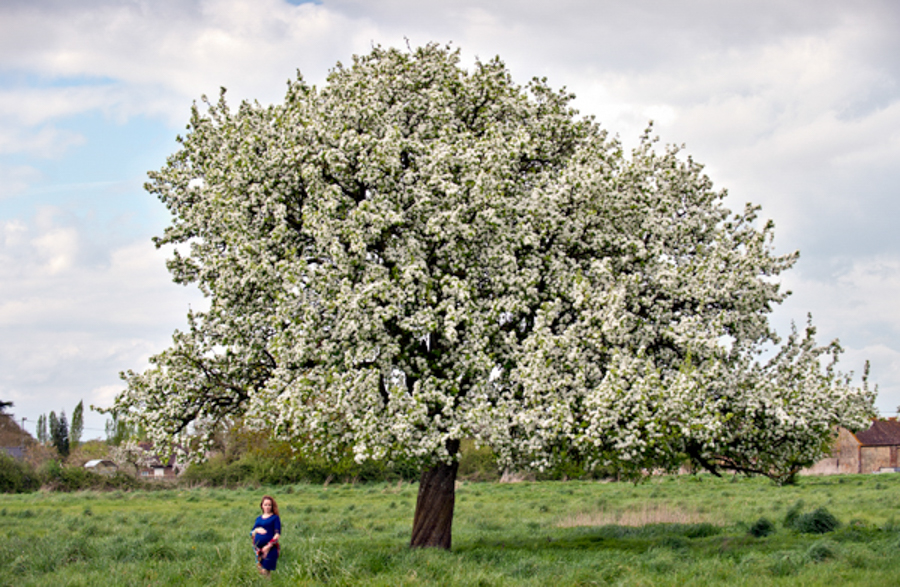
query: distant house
[
  {"left": 84, "top": 459, "right": 119, "bottom": 476},
  {"left": 804, "top": 419, "right": 900, "bottom": 475},
  {"left": 136, "top": 442, "right": 183, "bottom": 479}
]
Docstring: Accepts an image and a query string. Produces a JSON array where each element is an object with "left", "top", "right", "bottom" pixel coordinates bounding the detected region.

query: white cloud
[
  {"left": 31, "top": 228, "right": 79, "bottom": 276},
  {"left": 0, "top": 213, "right": 206, "bottom": 430},
  {"left": 0, "top": 0, "right": 379, "bottom": 125},
  {"left": 0, "top": 164, "right": 41, "bottom": 199},
  {"left": 782, "top": 256, "right": 900, "bottom": 335},
  {"left": 0, "top": 215, "right": 204, "bottom": 328},
  {"left": 2, "top": 1, "right": 894, "bottom": 175},
  {"left": 0, "top": 85, "right": 124, "bottom": 125},
  {"left": 841, "top": 344, "right": 900, "bottom": 416},
  {"left": 0, "top": 125, "right": 85, "bottom": 158},
  {"left": 90, "top": 384, "right": 123, "bottom": 412}
]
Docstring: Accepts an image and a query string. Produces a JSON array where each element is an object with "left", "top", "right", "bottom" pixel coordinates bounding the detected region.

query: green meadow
[{"left": 2, "top": 474, "right": 900, "bottom": 586}]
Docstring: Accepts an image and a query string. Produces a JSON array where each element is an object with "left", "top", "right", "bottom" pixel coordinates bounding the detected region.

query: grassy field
[{"left": 1, "top": 473, "right": 899, "bottom": 586}]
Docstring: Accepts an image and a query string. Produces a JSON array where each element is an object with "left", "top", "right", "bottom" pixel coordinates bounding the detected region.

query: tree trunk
[{"left": 410, "top": 439, "right": 459, "bottom": 550}]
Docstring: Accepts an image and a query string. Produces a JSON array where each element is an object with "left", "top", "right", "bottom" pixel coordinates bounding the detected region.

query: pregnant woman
[{"left": 251, "top": 495, "right": 282, "bottom": 576}]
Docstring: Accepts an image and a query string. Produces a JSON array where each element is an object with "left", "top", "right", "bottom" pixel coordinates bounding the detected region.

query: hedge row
[
  {"left": 2, "top": 439, "right": 612, "bottom": 493},
  {"left": 0, "top": 453, "right": 145, "bottom": 493}
]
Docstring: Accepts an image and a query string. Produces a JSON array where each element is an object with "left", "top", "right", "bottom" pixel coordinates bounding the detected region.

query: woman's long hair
[{"left": 260, "top": 495, "right": 280, "bottom": 516}]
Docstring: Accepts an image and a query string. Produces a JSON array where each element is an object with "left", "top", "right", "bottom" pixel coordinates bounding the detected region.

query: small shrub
[
  {"left": 0, "top": 452, "right": 40, "bottom": 493},
  {"left": 749, "top": 517, "right": 776, "bottom": 538},
  {"left": 791, "top": 507, "right": 840, "bottom": 534}
]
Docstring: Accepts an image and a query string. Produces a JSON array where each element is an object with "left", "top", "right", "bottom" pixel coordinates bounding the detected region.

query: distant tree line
[
  {"left": 34, "top": 400, "right": 85, "bottom": 459},
  {"left": 1, "top": 400, "right": 150, "bottom": 493}
]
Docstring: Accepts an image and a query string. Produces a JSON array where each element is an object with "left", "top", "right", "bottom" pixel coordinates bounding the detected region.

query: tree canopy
[
  {"left": 49, "top": 410, "right": 69, "bottom": 459},
  {"left": 70, "top": 400, "right": 84, "bottom": 449},
  {"left": 113, "top": 44, "right": 875, "bottom": 548}
]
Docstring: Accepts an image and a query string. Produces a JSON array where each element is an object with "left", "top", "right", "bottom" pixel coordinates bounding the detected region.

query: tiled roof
[{"left": 855, "top": 419, "right": 900, "bottom": 446}]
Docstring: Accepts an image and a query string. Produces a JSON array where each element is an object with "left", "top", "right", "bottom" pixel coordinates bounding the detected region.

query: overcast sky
[{"left": 1, "top": 0, "right": 898, "bottom": 439}]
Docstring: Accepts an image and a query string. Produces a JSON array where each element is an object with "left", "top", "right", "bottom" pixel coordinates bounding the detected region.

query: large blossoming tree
[{"left": 113, "top": 44, "right": 874, "bottom": 549}]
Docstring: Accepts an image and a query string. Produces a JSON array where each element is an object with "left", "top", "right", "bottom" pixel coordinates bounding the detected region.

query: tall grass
[{"left": 1, "top": 474, "right": 900, "bottom": 585}]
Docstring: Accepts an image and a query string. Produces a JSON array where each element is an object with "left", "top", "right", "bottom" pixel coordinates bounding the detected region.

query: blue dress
[{"left": 252, "top": 514, "right": 281, "bottom": 571}]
